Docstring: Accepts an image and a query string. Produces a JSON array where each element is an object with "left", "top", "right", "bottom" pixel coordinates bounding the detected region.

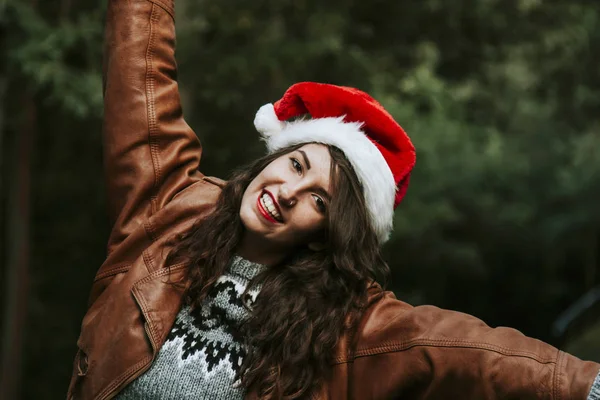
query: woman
[{"left": 67, "top": 0, "right": 600, "bottom": 398}]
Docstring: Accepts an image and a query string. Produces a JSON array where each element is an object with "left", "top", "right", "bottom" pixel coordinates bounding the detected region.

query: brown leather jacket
[{"left": 67, "top": 0, "right": 600, "bottom": 398}]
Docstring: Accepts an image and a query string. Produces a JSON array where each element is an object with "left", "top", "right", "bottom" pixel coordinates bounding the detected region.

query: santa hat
[{"left": 254, "top": 82, "right": 416, "bottom": 243}]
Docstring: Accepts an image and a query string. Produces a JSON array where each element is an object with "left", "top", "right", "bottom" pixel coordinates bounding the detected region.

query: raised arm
[{"left": 103, "top": 0, "right": 202, "bottom": 253}]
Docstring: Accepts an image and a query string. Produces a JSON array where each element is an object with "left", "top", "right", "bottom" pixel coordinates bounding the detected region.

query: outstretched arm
[
  {"left": 103, "top": 0, "right": 202, "bottom": 253},
  {"left": 346, "top": 291, "right": 600, "bottom": 399}
]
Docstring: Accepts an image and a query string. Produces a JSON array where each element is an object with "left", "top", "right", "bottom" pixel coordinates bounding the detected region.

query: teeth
[{"left": 261, "top": 194, "right": 282, "bottom": 221}]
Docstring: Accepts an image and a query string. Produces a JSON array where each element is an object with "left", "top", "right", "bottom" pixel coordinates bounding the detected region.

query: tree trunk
[{"left": 0, "top": 89, "right": 35, "bottom": 400}]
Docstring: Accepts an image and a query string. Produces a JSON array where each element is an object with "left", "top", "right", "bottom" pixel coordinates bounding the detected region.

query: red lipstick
[{"left": 257, "top": 193, "right": 280, "bottom": 224}]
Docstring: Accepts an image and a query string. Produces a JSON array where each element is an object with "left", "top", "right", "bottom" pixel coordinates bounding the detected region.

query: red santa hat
[{"left": 254, "top": 82, "right": 416, "bottom": 243}]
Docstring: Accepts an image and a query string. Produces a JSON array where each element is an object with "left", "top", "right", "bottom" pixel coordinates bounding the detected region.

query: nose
[{"left": 278, "top": 184, "right": 297, "bottom": 208}]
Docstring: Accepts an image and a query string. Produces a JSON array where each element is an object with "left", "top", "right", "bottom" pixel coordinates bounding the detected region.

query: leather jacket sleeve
[
  {"left": 345, "top": 290, "right": 600, "bottom": 399},
  {"left": 102, "top": 0, "right": 202, "bottom": 255}
]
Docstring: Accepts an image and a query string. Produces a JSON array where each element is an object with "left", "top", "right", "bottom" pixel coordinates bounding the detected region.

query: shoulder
[
  {"left": 168, "top": 175, "right": 226, "bottom": 207},
  {"left": 351, "top": 285, "right": 416, "bottom": 357},
  {"left": 126, "top": 175, "right": 227, "bottom": 252},
  {"left": 149, "top": 175, "right": 227, "bottom": 231},
  {"left": 201, "top": 176, "right": 227, "bottom": 188},
  {"left": 351, "top": 284, "right": 558, "bottom": 363}
]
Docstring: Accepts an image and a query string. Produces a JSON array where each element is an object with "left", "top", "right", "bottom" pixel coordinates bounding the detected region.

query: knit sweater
[
  {"left": 113, "top": 255, "right": 600, "bottom": 399},
  {"left": 590, "top": 371, "right": 600, "bottom": 400},
  {"left": 116, "top": 256, "right": 264, "bottom": 400}
]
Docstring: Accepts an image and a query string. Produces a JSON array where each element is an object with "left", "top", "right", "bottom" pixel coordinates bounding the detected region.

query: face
[{"left": 239, "top": 143, "right": 333, "bottom": 253}]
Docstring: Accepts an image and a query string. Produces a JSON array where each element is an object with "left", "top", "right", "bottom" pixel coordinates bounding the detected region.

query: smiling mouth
[{"left": 258, "top": 191, "right": 283, "bottom": 223}]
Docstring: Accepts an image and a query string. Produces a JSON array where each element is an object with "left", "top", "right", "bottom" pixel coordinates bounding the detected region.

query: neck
[{"left": 236, "top": 231, "right": 290, "bottom": 267}]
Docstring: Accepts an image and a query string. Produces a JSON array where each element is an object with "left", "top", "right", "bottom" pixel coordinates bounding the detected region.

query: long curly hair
[{"left": 166, "top": 143, "right": 389, "bottom": 399}]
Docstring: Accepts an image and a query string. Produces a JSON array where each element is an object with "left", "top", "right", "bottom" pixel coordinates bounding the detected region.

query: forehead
[
  {"left": 298, "top": 143, "right": 331, "bottom": 164},
  {"left": 296, "top": 143, "right": 332, "bottom": 184}
]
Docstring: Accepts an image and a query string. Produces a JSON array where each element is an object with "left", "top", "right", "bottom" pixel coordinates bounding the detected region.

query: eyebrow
[
  {"left": 298, "top": 149, "right": 311, "bottom": 170},
  {"left": 298, "top": 150, "right": 332, "bottom": 202}
]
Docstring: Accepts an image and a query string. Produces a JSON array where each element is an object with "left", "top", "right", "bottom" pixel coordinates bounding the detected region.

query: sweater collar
[{"left": 228, "top": 255, "right": 265, "bottom": 280}]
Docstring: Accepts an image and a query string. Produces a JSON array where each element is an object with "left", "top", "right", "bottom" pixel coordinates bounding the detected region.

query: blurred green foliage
[{"left": 1, "top": 0, "right": 599, "bottom": 398}]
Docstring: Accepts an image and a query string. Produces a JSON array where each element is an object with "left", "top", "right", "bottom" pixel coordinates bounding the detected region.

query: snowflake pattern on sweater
[
  {"left": 168, "top": 281, "right": 247, "bottom": 374},
  {"left": 116, "top": 256, "right": 263, "bottom": 400}
]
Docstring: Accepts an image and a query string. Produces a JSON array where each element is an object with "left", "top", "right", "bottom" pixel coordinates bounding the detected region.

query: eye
[
  {"left": 312, "top": 194, "right": 326, "bottom": 213},
  {"left": 290, "top": 157, "right": 303, "bottom": 175}
]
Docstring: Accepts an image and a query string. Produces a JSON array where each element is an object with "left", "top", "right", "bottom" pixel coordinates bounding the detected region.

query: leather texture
[{"left": 67, "top": 0, "right": 600, "bottom": 398}]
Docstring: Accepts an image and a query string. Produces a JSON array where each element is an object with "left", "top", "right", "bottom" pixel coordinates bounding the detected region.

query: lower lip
[{"left": 256, "top": 194, "right": 280, "bottom": 224}]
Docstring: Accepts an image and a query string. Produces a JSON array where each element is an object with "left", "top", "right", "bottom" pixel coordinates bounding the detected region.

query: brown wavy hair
[{"left": 166, "top": 143, "right": 389, "bottom": 399}]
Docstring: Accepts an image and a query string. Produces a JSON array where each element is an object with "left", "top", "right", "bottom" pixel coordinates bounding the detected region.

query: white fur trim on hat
[{"left": 253, "top": 103, "right": 396, "bottom": 243}]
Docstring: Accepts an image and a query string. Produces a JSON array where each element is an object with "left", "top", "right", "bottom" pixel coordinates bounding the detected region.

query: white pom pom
[{"left": 254, "top": 103, "right": 284, "bottom": 138}]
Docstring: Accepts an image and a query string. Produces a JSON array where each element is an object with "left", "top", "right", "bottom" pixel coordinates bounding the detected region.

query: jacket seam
[
  {"left": 134, "top": 261, "right": 187, "bottom": 285},
  {"left": 553, "top": 350, "right": 564, "bottom": 400},
  {"left": 201, "top": 176, "right": 226, "bottom": 188},
  {"left": 142, "top": 249, "right": 156, "bottom": 275},
  {"left": 96, "top": 355, "right": 153, "bottom": 400},
  {"left": 131, "top": 264, "right": 187, "bottom": 344},
  {"left": 144, "top": 219, "right": 159, "bottom": 242},
  {"left": 146, "top": 0, "right": 174, "bottom": 20},
  {"left": 97, "top": 264, "right": 187, "bottom": 399},
  {"left": 170, "top": 178, "right": 210, "bottom": 202},
  {"left": 333, "top": 339, "right": 557, "bottom": 365},
  {"left": 93, "top": 264, "right": 131, "bottom": 282},
  {"left": 133, "top": 285, "right": 159, "bottom": 347},
  {"left": 145, "top": 4, "right": 162, "bottom": 215}
]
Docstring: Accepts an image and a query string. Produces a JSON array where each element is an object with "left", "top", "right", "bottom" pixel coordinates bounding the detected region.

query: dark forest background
[{"left": 1, "top": 0, "right": 600, "bottom": 398}]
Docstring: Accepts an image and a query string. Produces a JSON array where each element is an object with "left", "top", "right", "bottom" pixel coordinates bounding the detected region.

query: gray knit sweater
[
  {"left": 116, "top": 256, "right": 264, "bottom": 400},
  {"left": 113, "top": 255, "right": 600, "bottom": 399},
  {"left": 590, "top": 372, "right": 600, "bottom": 400}
]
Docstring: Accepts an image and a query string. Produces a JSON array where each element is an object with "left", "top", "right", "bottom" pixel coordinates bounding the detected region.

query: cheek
[
  {"left": 244, "top": 175, "right": 261, "bottom": 194},
  {"left": 241, "top": 175, "right": 264, "bottom": 208},
  {"left": 291, "top": 204, "right": 326, "bottom": 232},
  {"left": 239, "top": 189, "right": 252, "bottom": 215},
  {"left": 240, "top": 183, "right": 259, "bottom": 224}
]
